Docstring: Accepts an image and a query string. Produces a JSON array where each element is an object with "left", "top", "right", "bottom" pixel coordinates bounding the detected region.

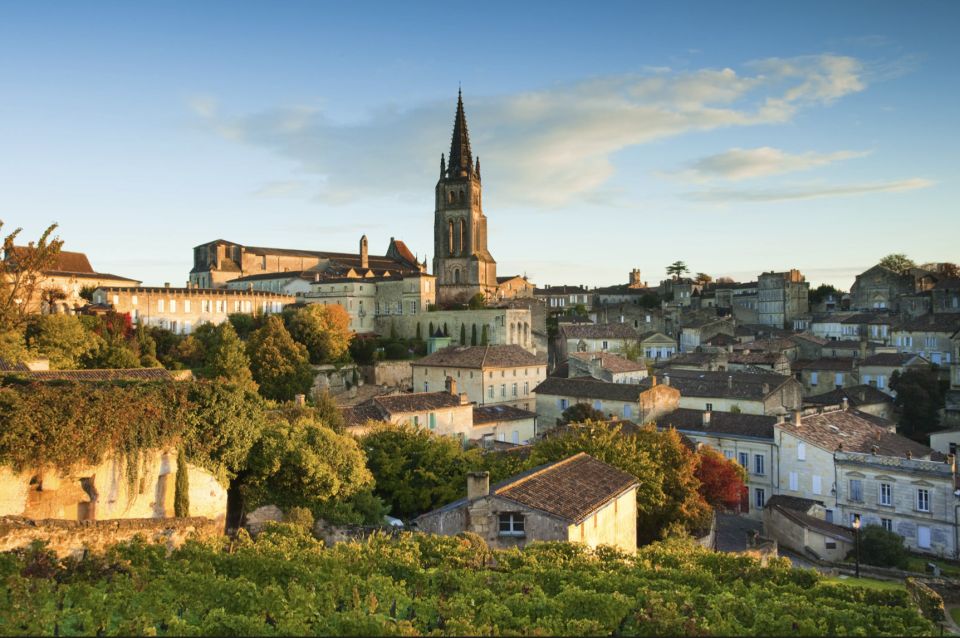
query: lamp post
[{"left": 852, "top": 513, "right": 862, "bottom": 579}]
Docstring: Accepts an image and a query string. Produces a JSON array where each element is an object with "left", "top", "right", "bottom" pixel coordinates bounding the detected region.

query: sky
[{"left": 1, "top": 1, "right": 957, "bottom": 291}]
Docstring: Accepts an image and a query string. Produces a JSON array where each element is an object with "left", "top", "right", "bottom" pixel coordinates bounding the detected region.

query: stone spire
[
  {"left": 447, "top": 89, "right": 473, "bottom": 178},
  {"left": 440, "top": 153, "right": 446, "bottom": 177}
]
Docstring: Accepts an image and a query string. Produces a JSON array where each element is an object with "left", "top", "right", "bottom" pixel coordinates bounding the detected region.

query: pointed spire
[
  {"left": 440, "top": 153, "right": 446, "bottom": 177},
  {"left": 475, "top": 156, "right": 481, "bottom": 181},
  {"left": 448, "top": 89, "right": 473, "bottom": 178}
]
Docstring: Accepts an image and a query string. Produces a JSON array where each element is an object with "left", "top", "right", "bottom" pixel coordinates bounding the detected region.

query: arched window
[
  {"left": 448, "top": 191, "right": 455, "bottom": 204},
  {"left": 509, "top": 322, "right": 515, "bottom": 344},
  {"left": 429, "top": 321, "right": 434, "bottom": 336},
  {"left": 448, "top": 220, "right": 455, "bottom": 255},
  {"left": 459, "top": 219, "right": 466, "bottom": 255},
  {"left": 453, "top": 269, "right": 460, "bottom": 284},
  {"left": 459, "top": 189, "right": 465, "bottom": 203}
]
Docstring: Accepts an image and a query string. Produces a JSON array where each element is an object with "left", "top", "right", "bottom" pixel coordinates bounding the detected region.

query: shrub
[{"left": 857, "top": 524, "right": 909, "bottom": 568}]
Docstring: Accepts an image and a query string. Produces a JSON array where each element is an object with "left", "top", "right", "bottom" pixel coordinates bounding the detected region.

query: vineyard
[{"left": 0, "top": 524, "right": 936, "bottom": 636}]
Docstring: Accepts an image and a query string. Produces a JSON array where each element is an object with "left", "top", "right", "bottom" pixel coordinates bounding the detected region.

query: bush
[
  {"left": 857, "top": 525, "right": 909, "bottom": 568},
  {"left": 284, "top": 506, "right": 315, "bottom": 531},
  {"left": 382, "top": 341, "right": 410, "bottom": 360}
]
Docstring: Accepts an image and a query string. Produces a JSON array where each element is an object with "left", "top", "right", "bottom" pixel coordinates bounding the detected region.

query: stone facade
[
  {"left": 757, "top": 269, "right": 809, "bottom": 328},
  {"left": 300, "top": 272, "right": 435, "bottom": 334},
  {"left": 93, "top": 285, "right": 295, "bottom": 334},
  {"left": 378, "top": 307, "right": 535, "bottom": 351},
  {"left": 850, "top": 265, "right": 919, "bottom": 312},
  {"left": 0, "top": 448, "right": 227, "bottom": 522},
  {"left": 534, "top": 377, "right": 680, "bottom": 427},
  {"left": 433, "top": 92, "right": 498, "bottom": 304}
]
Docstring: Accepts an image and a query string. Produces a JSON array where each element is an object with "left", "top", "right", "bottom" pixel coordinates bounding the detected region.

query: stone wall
[
  {"left": 0, "top": 515, "right": 223, "bottom": 558},
  {"left": 364, "top": 361, "right": 413, "bottom": 389}
]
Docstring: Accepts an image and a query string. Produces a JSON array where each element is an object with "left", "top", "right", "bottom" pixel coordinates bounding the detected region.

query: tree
[
  {"left": 528, "top": 422, "right": 711, "bottom": 543},
  {"left": 857, "top": 524, "right": 909, "bottom": 568},
  {"left": 471, "top": 324, "right": 478, "bottom": 346},
  {"left": 174, "top": 449, "right": 190, "bottom": 517},
  {"left": 0, "top": 328, "right": 30, "bottom": 364},
  {"left": 715, "top": 276, "right": 735, "bottom": 284},
  {"left": 242, "top": 417, "right": 373, "bottom": 512},
  {"left": 363, "top": 423, "right": 483, "bottom": 519},
  {"left": 312, "top": 389, "right": 346, "bottom": 431},
  {"left": 891, "top": 368, "right": 944, "bottom": 437},
  {"left": 288, "top": 304, "right": 352, "bottom": 364},
  {"left": 559, "top": 403, "right": 606, "bottom": 425},
  {"left": 878, "top": 253, "right": 916, "bottom": 275},
  {"left": 228, "top": 313, "right": 258, "bottom": 340},
  {"left": 85, "top": 336, "right": 141, "bottom": 369},
  {"left": 247, "top": 316, "right": 315, "bottom": 401},
  {"left": 25, "top": 314, "right": 102, "bottom": 369},
  {"left": 0, "top": 221, "right": 63, "bottom": 328},
  {"left": 184, "top": 381, "right": 269, "bottom": 480},
  {"left": 695, "top": 447, "right": 747, "bottom": 511},
  {"left": 938, "top": 262, "right": 960, "bottom": 279},
  {"left": 467, "top": 293, "right": 485, "bottom": 310},
  {"left": 809, "top": 283, "right": 841, "bottom": 305},
  {"left": 694, "top": 273, "right": 712, "bottom": 285},
  {"left": 39, "top": 287, "right": 67, "bottom": 313},
  {"left": 459, "top": 323, "right": 466, "bottom": 345},
  {"left": 201, "top": 321, "right": 257, "bottom": 390},
  {"left": 480, "top": 324, "right": 489, "bottom": 345},
  {"left": 666, "top": 261, "right": 689, "bottom": 280}
]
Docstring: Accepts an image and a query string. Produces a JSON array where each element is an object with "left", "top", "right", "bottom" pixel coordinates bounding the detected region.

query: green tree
[
  {"left": 467, "top": 293, "right": 485, "bottom": 309},
  {"left": 559, "top": 402, "right": 606, "bottom": 425},
  {"left": 363, "top": 423, "right": 483, "bottom": 519},
  {"left": 247, "top": 316, "right": 314, "bottom": 401},
  {"left": 242, "top": 417, "right": 373, "bottom": 512},
  {"left": 891, "top": 368, "right": 944, "bottom": 437},
  {"left": 84, "top": 334, "right": 141, "bottom": 369},
  {"left": 471, "top": 324, "right": 478, "bottom": 346},
  {"left": 857, "top": 524, "right": 909, "bottom": 568},
  {"left": 169, "top": 334, "right": 206, "bottom": 369},
  {"left": 0, "top": 221, "right": 63, "bottom": 328},
  {"left": 201, "top": 321, "right": 257, "bottom": 390},
  {"left": 666, "top": 260, "right": 689, "bottom": 280},
  {"left": 0, "top": 328, "right": 30, "bottom": 364},
  {"left": 227, "top": 312, "right": 258, "bottom": 340},
  {"left": 25, "top": 314, "right": 102, "bottom": 369},
  {"left": 480, "top": 324, "right": 489, "bottom": 345},
  {"left": 289, "top": 304, "right": 353, "bottom": 364},
  {"left": 459, "top": 323, "right": 466, "bottom": 345},
  {"left": 184, "top": 382, "right": 269, "bottom": 481},
  {"left": 809, "top": 283, "right": 841, "bottom": 305},
  {"left": 879, "top": 253, "right": 917, "bottom": 275},
  {"left": 174, "top": 448, "right": 190, "bottom": 517},
  {"left": 312, "top": 389, "right": 346, "bottom": 431}
]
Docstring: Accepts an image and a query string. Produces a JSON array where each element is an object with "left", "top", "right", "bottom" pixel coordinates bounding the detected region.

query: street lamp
[{"left": 852, "top": 513, "right": 862, "bottom": 579}]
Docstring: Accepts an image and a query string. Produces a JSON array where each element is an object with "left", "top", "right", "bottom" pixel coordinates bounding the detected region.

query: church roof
[{"left": 447, "top": 89, "right": 474, "bottom": 179}]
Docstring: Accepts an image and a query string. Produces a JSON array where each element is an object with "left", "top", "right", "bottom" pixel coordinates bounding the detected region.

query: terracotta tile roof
[
  {"left": 227, "top": 270, "right": 317, "bottom": 283},
  {"left": 728, "top": 351, "right": 784, "bottom": 365},
  {"left": 780, "top": 409, "right": 939, "bottom": 460},
  {"left": 898, "top": 314, "right": 960, "bottom": 334},
  {"left": 765, "top": 494, "right": 824, "bottom": 512},
  {"left": 412, "top": 345, "right": 545, "bottom": 369},
  {"left": 657, "top": 408, "right": 776, "bottom": 440},
  {"left": 733, "top": 337, "right": 797, "bottom": 353},
  {"left": 472, "top": 404, "right": 537, "bottom": 425},
  {"left": 805, "top": 384, "right": 893, "bottom": 407},
  {"left": 641, "top": 369, "right": 793, "bottom": 401},
  {"left": 791, "top": 333, "right": 828, "bottom": 346},
  {"left": 534, "top": 285, "right": 590, "bottom": 295},
  {"left": 767, "top": 503, "right": 853, "bottom": 542},
  {"left": 370, "top": 391, "right": 464, "bottom": 415},
  {"left": 494, "top": 453, "right": 638, "bottom": 523},
  {"left": 0, "top": 359, "right": 30, "bottom": 372},
  {"left": 533, "top": 377, "right": 648, "bottom": 403},
  {"left": 861, "top": 352, "right": 927, "bottom": 367},
  {"left": 561, "top": 323, "right": 638, "bottom": 340},
  {"left": 9, "top": 247, "right": 94, "bottom": 273},
  {"left": 681, "top": 315, "right": 731, "bottom": 330},
  {"left": 20, "top": 368, "right": 174, "bottom": 381},
  {"left": 705, "top": 333, "right": 737, "bottom": 346},
  {"left": 569, "top": 352, "right": 646, "bottom": 373},
  {"left": 791, "top": 358, "right": 856, "bottom": 372}
]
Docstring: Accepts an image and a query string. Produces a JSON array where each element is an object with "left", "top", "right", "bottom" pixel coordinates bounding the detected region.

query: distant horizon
[{"left": 2, "top": 1, "right": 957, "bottom": 292}]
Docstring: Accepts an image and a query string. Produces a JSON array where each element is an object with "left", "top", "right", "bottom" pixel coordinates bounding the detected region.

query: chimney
[
  {"left": 294, "top": 394, "right": 305, "bottom": 406},
  {"left": 858, "top": 337, "right": 867, "bottom": 360},
  {"left": 459, "top": 392, "right": 469, "bottom": 405},
  {"left": 776, "top": 413, "right": 785, "bottom": 424},
  {"left": 793, "top": 410, "right": 802, "bottom": 427},
  {"left": 360, "top": 235, "right": 369, "bottom": 269},
  {"left": 164, "top": 282, "right": 170, "bottom": 289},
  {"left": 663, "top": 374, "right": 670, "bottom": 387},
  {"left": 762, "top": 383, "right": 770, "bottom": 394},
  {"left": 467, "top": 472, "right": 490, "bottom": 500},
  {"left": 445, "top": 376, "right": 457, "bottom": 395},
  {"left": 906, "top": 450, "right": 913, "bottom": 460},
  {"left": 841, "top": 397, "right": 849, "bottom": 411},
  {"left": 702, "top": 410, "right": 711, "bottom": 426},
  {"left": 651, "top": 375, "right": 657, "bottom": 387}
]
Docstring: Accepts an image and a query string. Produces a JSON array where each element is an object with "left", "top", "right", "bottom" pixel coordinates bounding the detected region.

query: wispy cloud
[
  {"left": 670, "top": 147, "right": 870, "bottom": 182},
  {"left": 687, "top": 178, "right": 935, "bottom": 203},
  {"left": 190, "top": 54, "right": 871, "bottom": 207},
  {"left": 251, "top": 180, "right": 310, "bottom": 198}
]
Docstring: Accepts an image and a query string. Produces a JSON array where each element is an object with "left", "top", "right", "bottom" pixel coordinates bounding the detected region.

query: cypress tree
[
  {"left": 174, "top": 448, "right": 190, "bottom": 518},
  {"left": 459, "top": 323, "right": 466, "bottom": 345}
]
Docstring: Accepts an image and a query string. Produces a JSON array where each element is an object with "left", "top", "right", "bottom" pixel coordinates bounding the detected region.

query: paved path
[{"left": 714, "top": 513, "right": 761, "bottom": 553}]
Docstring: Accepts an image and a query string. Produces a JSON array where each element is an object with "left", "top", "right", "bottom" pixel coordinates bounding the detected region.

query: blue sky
[{"left": 1, "top": 1, "right": 957, "bottom": 290}]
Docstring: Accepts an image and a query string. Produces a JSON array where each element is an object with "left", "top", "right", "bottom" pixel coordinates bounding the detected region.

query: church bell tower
[{"left": 433, "top": 90, "right": 497, "bottom": 305}]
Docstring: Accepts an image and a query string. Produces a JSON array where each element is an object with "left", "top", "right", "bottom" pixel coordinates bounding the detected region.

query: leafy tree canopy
[
  {"left": 695, "top": 447, "right": 747, "bottom": 511},
  {"left": 891, "top": 368, "right": 944, "bottom": 437},
  {"left": 200, "top": 321, "right": 257, "bottom": 391},
  {"left": 0, "top": 221, "right": 63, "bottom": 328},
  {"left": 247, "top": 316, "right": 314, "bottom": 401},
  {"left": 666, "top": 260, "right": 689, "bottom": 279},
  {"left": 879, "top": 253, "right": 917, "bottom": 275},
  {"left": 559, "top": 402, "right": 606, "bottom": 425},
  {"left": 288, "top": 303, "right": 352, "bottom": 365}
]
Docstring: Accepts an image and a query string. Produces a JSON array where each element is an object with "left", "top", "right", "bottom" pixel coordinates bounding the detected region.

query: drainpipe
[{"left": 954, "top": 503, "right": 959, "bottom": 560}]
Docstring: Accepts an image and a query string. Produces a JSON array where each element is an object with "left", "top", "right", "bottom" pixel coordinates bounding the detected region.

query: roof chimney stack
[
  {"left": 841, "top": 397, "right": 849, "bottom": 411},
  {"left": 467, "top": 471, "right": 490, "bottom": 501},
  {"left": 360, "top": 235, "right": 369, "bottom": 270},
  {"left": 793, "top": 410, "right": 802, "bottom": 427},
  {"left": 445, "top": 376, "right": 457, "bottom": 396},
  {"left": 703, "top": 410, "right": 711, "bottom": 426}
]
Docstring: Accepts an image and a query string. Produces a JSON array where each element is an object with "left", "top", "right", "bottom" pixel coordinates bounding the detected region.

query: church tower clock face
[{"left": 433, "top": 90, "right": 497, "bottom": 305}]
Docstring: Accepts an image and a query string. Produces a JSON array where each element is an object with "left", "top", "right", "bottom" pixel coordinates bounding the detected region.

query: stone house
[
  {"left": 386, "top": 307, "right": 535, "bottom": 352},
  {"left": 0, "top": 448, "right": 226, "bottom": 522},
  {"left": 810, "top": 313, "right": 856, "bottom": 341},
  {"left": 858, "top": 352, "right": 932, "bottom": 395},
  {"left": 495, "top": 275, "right": 535, "bottom": 300},
  {"left": 3, "top": 246, "right": 140, "bottom": 314},
  {"left": 567, "top": 352, "right": 648, "bottom": 384},
  {"left": 343, "top": 385, "right": 474, "bottom": 441},
  {"left": 471, "top": 404, "right": 538, "bottom": 446},
  {"left": 762, "top": 496, "right": 853, "bottom": 562},
  {"left": 727, "top": 351, "right": 792, "bottom": 376},
  {"left": 892, "top": 313, "right": 960, "bottom": 369},
  {"left": 791, "top": 358, "right": 859, "bottom": 396},
  {"left": 638, "top": 330, "right": 677, "bottom": 360},
  {"left": 642, "top": 369, "right": 803, "bottom": 416},
  {"left": 533, "top": 376, "right": 680, "bottom": 426},
  {"left": 679, "top": 316, "right": 735, "bottom": 353},
  {"left": 819, "top": 339, "right": 867, "bottom": 359},
  {"left": 414, "top": 454, "right": 639, "bottom": 553},
  {"left": 849, "top": 264, "right": 923, "bottom": 312},
  {"left": 757, "top": 270, "right": 809, "bottom": 328},
  {"left": 933, "top": 279, "right": 960, "bottom": 314},
  {"left": 657, "top": 408, "right": 778, "bottom": 520},
  {"left": 410, "top": 345, "right": 547, "bottom": 411},
  {"left": 533, "top": 285, "right": 593, "bottom": 313},
  {"left": 776, "top": 407, "right": 957, "bottom": 556},
  {"left": 559, "top": 323, "right": 639, "bottom": 361},
  {"left": 804, "top": 385, "right": 895, "bottom": 420},
  {"left": 789, "top": 333, "right": 828, "bottom": 360},
  {"left": 224, "top": 271, "right": 315, "bottom": 296},
  {"left": 93, "top": 285, "right": 295, "bottom": 335}
]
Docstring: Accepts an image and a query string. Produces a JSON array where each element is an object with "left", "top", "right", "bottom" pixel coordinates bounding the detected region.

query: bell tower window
[{"left": 448, "top": 220, "right": 455, "bottom": 256}]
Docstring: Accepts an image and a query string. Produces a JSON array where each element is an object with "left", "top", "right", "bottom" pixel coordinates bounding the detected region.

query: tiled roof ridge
[{"left": 494, "top": 452, "right": 588, "bottom": 495}]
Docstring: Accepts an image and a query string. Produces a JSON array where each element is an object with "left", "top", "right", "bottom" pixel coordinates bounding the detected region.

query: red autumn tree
[{"left": 695, "top": 447, "right": 747, "bottom": 511}]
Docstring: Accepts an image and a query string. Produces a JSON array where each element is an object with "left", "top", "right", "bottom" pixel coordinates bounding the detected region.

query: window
[
  {"left": 754, "top": 488, "right": 766, "bottom": 509},
  {"left": 512, "top": 430, "right": 519, "bottom": 445},
  {"left": 738, "top": 452, "right": 749, "bottom": 468},
  {"left": 131, "top": 295, "right": 138, "bottom": 305},
  {"left": 810, "top": 371, "right": 819, "bottom": 386},
  {"left": 797, "top": 443, "right": 806, "bottom": 461},
  {"left": 834, "top": 372, "right": 843, "bottom": 387},
  {"left": 157, "top": 299, "right": 165, "bottom": 312},
  {"left": 825, "top": 540, "right": 837, "bottom": 549},
  {"left": 184, "top": 300, "right": 191, "bottom": 313},
  {"left": 878, "top": 375, "right": 886, "bottom": 389},
  {"left": 512, "top": 383, "right": 518, "bottom": 397},
  {"left": 705, "top": 403, "right": 713, "bottom": 412},
  {"left": 789, "top": 472, "right": 798, "bottom": 491},
  {"left": 428, "top": 413, "right": 436, "bottom": 430},
  {"left": 724, "top": 450, "right": 734, "bottom": 461},
  {"left": 559, "top": 398, "right": 569, "bottom": 410},
  {"left": 169, "top": 299, "right": 176, "bottom": 313},
  {"left": 918, "top": 526, "right": 931, "bottom": 549},
  {"left": 498, "top": 513, "right": 525, "bottom": 537},
  {"left": 593, "top": 399, "right": 602, "bottom": 411},
  {"left": 849, "top": 479, "right": 863, "bottom": 502},
  {"left": 523, "top": 382, "right": 529, "bottom": 395},
  {"left": 825, "top": 509, "right": 834, "bottom": 523},
  {"left": 623, "top": 405, "right": 632, "bottom": 418},
  {"left": 500, "top": 384, "right": 506, "bottom": 398},
  {"left": 917, "top": 488, "right": 930, "bottom": 512},
  {"left": 881, "top": 518, "right": 893, "bottom": 532},
  {"left": 488, "top": 386, "right": 494, "bottom": 399},
  {"left": 880, "top": 483, "right": 893, "bottom": 506},
  {"left": 424, "top": 382, "right": 429, "bottom": 392},
  {"left": 812, "top": 475, "right": 822, "bottom": 495},
  {"left": 753, "top": 454, "right": 765, "bottom": 475}
]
